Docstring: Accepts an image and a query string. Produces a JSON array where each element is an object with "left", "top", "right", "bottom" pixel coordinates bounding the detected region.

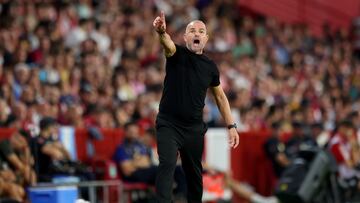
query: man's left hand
[{"left": 228, "top": 128, "right": 239, "bottom": 148}]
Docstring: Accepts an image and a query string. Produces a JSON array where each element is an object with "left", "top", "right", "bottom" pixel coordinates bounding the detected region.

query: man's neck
[
  {"left": 125, "top": 138, "right": 136, "bottom": 143},
  {"left": 185, "top": 45, "right": 203, "bottom": 55},
  {"left": 194, "top": 49, "right": 203, "bottom": 54}
]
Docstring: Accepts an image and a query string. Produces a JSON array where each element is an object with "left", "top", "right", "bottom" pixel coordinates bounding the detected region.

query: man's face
[
  {"left": 10, "top": 134, "right": 27, "bottom": 151},
  {"left": 42, "top": 125, "right": 58, "bottom": 138},
  {"left": 293, "top": 127, "right": 303, "bottom": 137},
  {"left": 311, "top": 127, "right": 322, "bottom": 137},
  {"left": 339, "top": 126, "right": 353, "bottom": 138},
  {"left": 184, "top": 21, "right": 209, "bottom": 54},
  {"left": 126, "top": 124, "right": 139, "bottom": 140}
]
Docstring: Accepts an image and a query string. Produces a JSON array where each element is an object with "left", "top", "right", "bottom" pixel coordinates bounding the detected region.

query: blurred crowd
[
  {"left": 0, "top": 0, "right": 359, "bottom": 202},
  {"left": 0, "top": 0, "right": 359, "bottom": 136}
]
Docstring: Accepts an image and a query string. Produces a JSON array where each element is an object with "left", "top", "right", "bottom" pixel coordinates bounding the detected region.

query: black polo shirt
[{"left": 158, "top": 44, "right": 220, "bottom": 125}]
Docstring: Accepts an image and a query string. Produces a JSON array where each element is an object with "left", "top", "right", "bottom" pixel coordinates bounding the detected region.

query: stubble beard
[{"left": 186, "top": 42, "right": 203, "bottom": 54}]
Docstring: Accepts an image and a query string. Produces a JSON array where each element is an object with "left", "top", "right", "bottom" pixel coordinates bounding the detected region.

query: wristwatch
[{"left": 227, "top": 123, "right": 237, "bottom": 129}]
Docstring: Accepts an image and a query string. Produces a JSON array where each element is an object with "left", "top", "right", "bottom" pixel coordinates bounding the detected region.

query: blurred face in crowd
[
  {"left": 0, "top": 99, "right": 10, "bottom": 122},
  {"left": 44, "top": 85, "right": 60, "bottom": 105},
  {"left": 42, "top": 124, "right": 59, "bottom": 139},
  {"left": 184, "top": 20, "right": 209, "bottom": 54},
  {"left": 125, "top": 123, "right": 139, "bottom": 141},
  {"left": 292, "top": 125, "right": 304, "bottom": 137},
  {"left": 21, "top": 85, "right": 35, "bottom": 105},
  {"left": 12, "top": 102, "right": 27, "bottom": 121},
  {"left": 339, "top": 125, "right": 354, "bottom": 139},
  {"left": 14, "top": 65, "right": 30, "bottom": 85},
  {"left": 66, "top": 104, "right": 83, "bottom": 121},
  {"left": 10, "top": 133, "right": 27, "bottom": 151},
  {"left": 81, "top": 88, "right": 98, "bottom": 105},
  {"left": 96, "top": 109, "right": 114, "bottom": 128},
  {"left": 311, "top": 126, "right": 322, "bottom": 138}
]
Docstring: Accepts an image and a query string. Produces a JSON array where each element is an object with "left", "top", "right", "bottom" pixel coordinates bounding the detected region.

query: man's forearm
[
  {"left": 215, "top": 93, "right": 234, "bottom": 125},
  {"left": 7, "top": 154, "right": 24, "bottom": 172},
  {"left": 158, "top": 32, "right": 176, "bottom": 57}
]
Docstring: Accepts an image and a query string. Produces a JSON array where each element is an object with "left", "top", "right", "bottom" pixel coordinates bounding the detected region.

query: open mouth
[{"left": 193, "top": 39, "right": 200, "bottom": 44}]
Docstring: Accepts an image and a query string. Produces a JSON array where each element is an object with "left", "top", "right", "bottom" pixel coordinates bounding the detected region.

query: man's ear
[
  {"left": 183, "top": 33, "right": 187, "bottom": 43},
  {"left": 205, "top": 34, "right": 209, "bottom": 43}
]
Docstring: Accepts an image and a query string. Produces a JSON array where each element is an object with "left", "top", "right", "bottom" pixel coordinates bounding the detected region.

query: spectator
[
  {"left": 264, "top": 122, "right": 290, "bottom": 178},
  {"left": 113, "top": 121, "right": 187, "bottom": 198},
  {"left": 0, "top": 0, "right": 357, "bottom": 135},
  {"left": 286, "top": 121, "right": 318, "bottom": 159},
  {"left": 328, "top": 120, "right": 360, "bottom": 182},
  {"left": 310, "top": 122, "right": 330, "bottom": 148},
  {"left": 31, "top": 117, "right": 93, "bottom": 182},
  {"left": 225, "top": 172, "right": 278, "bottom": 203},
  {"left": 328, "top": 120, "right": 360, "bottom": 200},
  {"left": 0, "top": 132, "right": 33, "bottom": 202},
  {"left": 0, "top": 99, "right": 10, "bottom": 127},
  {"left": 0, "top": 176, "right": 24, "bottom": 203},
  {"left": 141, "top": 127, "right": 159, "bottom": 165},
  {"left": 31, "top": 117, "right": 69, "bottom": 179},
  {"left": 201, "top": 161, "right": 280, "bottom": 203},
  {"left": 0, "top": 131, "right": 37, "bottom": 186}
]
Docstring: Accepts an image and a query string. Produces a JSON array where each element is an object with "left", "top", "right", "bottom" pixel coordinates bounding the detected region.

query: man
[
  {"left": 310, "top": 122, "right": 330, "bottom": 148},
  {"left": 0, "top": 136, "right": 26, "bottom": 202},
  {"left": 32, "top": 117, "right": 93, "bottom": 182},
  {"left": 285, "top": 121, "right": 317, "bottom": 159},
  {"left": 0, "top": 131, "right": 37, "bottom": 186},
  {"left": 153, "top": 11, "right": 239, "bottom": 202},
  {"left": 31, "top": 117, "right": 70, "bottom": 179},
  {"left": 264, "top": 122, "right": 290, "bottom": 178},
  {"left": 0, "top": 176, "right": 25, "bottom": 203},
  {"left": 328, "top": 120, "right": 360, "bottom": 186},
  {"left": 113, "top": 121, "right": 186, "bottom": 198},
  {"left": 328, "top": 120, "right": 360, "bottom": 200},
  {"left": 224, "top": 172, "right": 278, "bottom": 203}
]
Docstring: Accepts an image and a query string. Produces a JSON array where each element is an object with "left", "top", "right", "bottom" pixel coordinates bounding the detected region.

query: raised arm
[{"left": 153, "top": 11, "right": 176, "bottom": 57}]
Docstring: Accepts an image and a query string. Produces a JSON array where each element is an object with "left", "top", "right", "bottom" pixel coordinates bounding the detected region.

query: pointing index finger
[{"left": 161, "top": 11, "right": 165, "bottom": 21}]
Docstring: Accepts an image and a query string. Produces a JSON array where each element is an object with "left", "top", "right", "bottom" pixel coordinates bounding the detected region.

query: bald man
[{"left": 153, "top": 12, "right": 239, "bottom": 203}]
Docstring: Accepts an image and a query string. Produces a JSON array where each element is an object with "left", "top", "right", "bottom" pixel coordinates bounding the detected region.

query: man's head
[
  {"left": 184, "top": 20, "right": 209, "bottom": 54},
  {"left": 10, "top": 132, "right": 28, "bottom": 151},
  {"left": 0, "top": 98, "right": 10, "bottom": 121},
  {"left": 271, "top": 122, "right": 281, "bottom": 137},
  {"left": 142, "top": 127, "right": 156, "bottom": 147},
  {"left": 337, "top": 120, "right": 354, "bottom": 139},
  {"left": 124, "top": 121, "right": 139, "bottom": 141},
  {"left": 310, "top": 122, "right": 323, "bottom": 137},
  {"left": 39, "top": 117, "right": 58, "bottom": 138},
  {"left": 292, "top": 121, "right": 304, "bottom": 137}
]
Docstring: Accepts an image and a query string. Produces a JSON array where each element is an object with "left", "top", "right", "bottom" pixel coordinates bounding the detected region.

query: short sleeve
[
  {"left": 166, "top": 44, "right": 183, "bottom": 60},
  {"left": 113, "top": 146, "right": 130, "bottom": 163},
  {"left": 210, "top": 64, "right": 220, "bottom": 87}
]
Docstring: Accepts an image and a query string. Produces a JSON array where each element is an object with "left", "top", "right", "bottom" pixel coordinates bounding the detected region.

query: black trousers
[
  {"left": 123, "top": 165, "right": 187, "bottom": 195},
  {"left": 155, "top": 115, "right": 207, "bottom": 203}
]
